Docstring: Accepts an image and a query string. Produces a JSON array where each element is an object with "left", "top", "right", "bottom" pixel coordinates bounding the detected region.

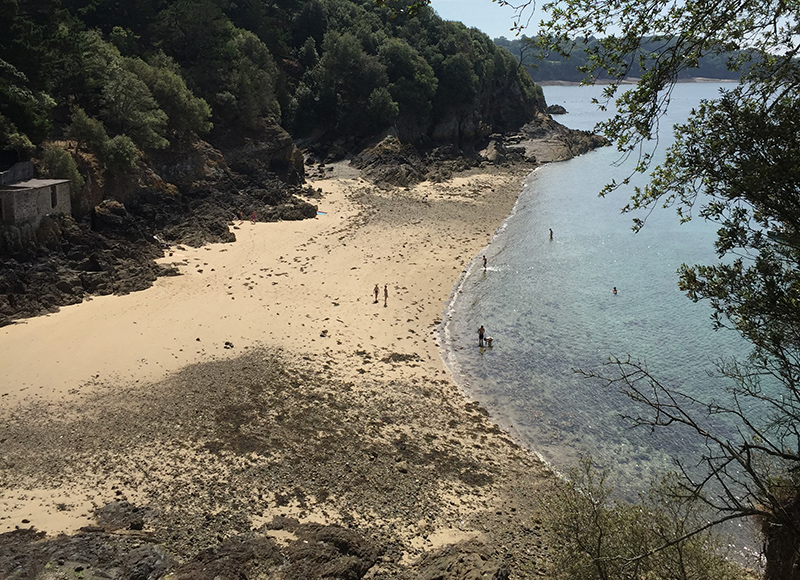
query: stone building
[{"left": 0, "top": 162, "right": 72, "bottom": 228}]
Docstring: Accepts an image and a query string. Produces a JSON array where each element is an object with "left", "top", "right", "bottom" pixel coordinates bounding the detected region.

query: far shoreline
[{"left": 538, "top": 76, "right": 738, "bottom": 86}]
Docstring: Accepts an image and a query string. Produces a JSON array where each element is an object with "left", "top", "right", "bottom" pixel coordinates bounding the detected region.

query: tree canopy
[{"left": 0, "top": 0, "right": 544, "bottom": 169}]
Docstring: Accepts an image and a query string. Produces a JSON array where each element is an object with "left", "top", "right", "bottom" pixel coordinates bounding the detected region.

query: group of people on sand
[
  {"left": 373, "top": 283, "right": 388, "bottom": 307},
  {"left": 234, "top": 211, "right": 259, "bottom": 224}
]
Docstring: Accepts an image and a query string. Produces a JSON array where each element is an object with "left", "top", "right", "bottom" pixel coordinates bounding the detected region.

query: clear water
[{"left": 442, "top": 83, "right": 751, "bottom": 495}]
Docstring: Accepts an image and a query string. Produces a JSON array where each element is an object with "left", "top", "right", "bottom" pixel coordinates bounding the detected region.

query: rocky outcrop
[
  {"left": 0, "top": 518, "right": 382, "bottom": 580},
  {"left": 215, "top": 117, "right": 306, "bottom": 185},
  {"left": 351, "top": 114, "right": 606, "bottom": 188},
  {"left": 516, "top": 112, "right": 609, "bottom": 163},
  {"left": 0, "top": 212, "right": 169, "bottom": 326},
  {"left": 430, "top": 109, "right": 493, "bottom": 150},
  {"left": 350, "top": 137, "right": 428, "bottom": 187},
  {"left": 152, "top": 138, "right": 228, "bottom": 190},
  {"left": 0, "top": 124, "right": 318, "bottom": 327},
  {"left": 546, "top": 104, "right": 568, "bottom": 115},
  {"left": 479, "top": 133, "right": 534, "bottom": 165},
  {"left": 350, "top": 137, "right": 487, "bottom": 187}
]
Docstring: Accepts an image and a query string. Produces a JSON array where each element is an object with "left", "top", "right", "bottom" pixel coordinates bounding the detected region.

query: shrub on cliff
[
  {"left": 67, "top": 107, "right": 109, "bottom": 153},
  {"left": 545, "top": 459, "right": 750, "bottom": 580},
  {"left": 102, "top": 134, "right": 139, "bottom": 172},
  {"left": 41, "top": 143, "right": 85, "bottom": 192}
]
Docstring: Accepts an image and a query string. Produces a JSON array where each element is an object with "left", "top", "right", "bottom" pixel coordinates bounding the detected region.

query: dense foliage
[{"left": 0, "top": 0, "right": 544, "bottom": 172}]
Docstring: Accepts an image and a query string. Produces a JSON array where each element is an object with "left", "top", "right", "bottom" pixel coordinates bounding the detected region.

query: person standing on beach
[
  {"left": 251, "top": 210, "right": 257, "bottom": 224},
  {"left": 374, "top": 284, "right": 379, "bottom": 303},
  {"left": 384, "top": 284, "right": 388, "bottom": 307},
  {"left": 478, "top": 325, "right": 485, "bottom": 346}
]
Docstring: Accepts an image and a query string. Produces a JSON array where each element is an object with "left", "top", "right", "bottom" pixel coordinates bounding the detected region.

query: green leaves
[
  {"left": 66, "top": 106, "right": 108, "bottom": 152},
  {"left": 0, "top": 57, "right": 54, "bottom": 148},
  {"left": 545, "top": 459, "right": 749, "bottom": 580},
  {"left": 41, "top": 143, "right": 85, "bottom": 191},
  {"left": 379, "top": 38, "right": 438, "bottom": 116},
  {"left": 101, "top": 63, "right": 168, "bottom": 150},
  {"left": 128, "top": 53, "right": 212, "bottom": 136}
]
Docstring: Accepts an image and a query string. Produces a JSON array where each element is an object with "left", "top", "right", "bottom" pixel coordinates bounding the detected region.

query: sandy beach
[{"left": 0, "top": 161, "right": 555, "bottom": 577}]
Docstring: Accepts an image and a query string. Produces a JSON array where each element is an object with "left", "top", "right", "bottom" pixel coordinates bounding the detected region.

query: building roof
[{"left": 0, "top": 178, "right": 71, "bottom": 192}]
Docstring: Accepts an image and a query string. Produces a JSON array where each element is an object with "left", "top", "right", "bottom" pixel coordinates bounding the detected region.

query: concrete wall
[
  {"left": 0, "top": 179, "right": 71, "bottom": 227},
  {"left": 0, "top": 162, "right": 35, "bottom": 185}
]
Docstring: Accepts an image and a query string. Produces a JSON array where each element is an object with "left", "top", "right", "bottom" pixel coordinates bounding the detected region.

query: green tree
[
  {"left": 297, "top": 37, "right": 319, "bottom": 70},
  {"left": 298, "top": 30, "right": 388, "bottom": 135},
  {"left": 0, "top": 57, "right": 55, "bottom": 149},
  {"left": 153, "top": 1, "right": 279, "bottom": 131},
  {"left": 66, "top": 106, "right": 109, "bottom": 152},
  {"left": 365, "top": 86, "right": 399, "bottom": 133},
  {"left": 153, "top": 0, "right": 235, "bottom": 68},
  {"left": 101, "top": 133, "right": 139, "bottom": 172},
  {"left": 41, "top": 143, "right": 85, "bottom": 192},
  {"left": 224, "top": 29, "right": 280, "bottom": 129},
  {"left": 122, "top": 54, "right": 212, "bottom": 136},
  {"left": 435, "top": 52, "right": 478, "bottom": 106},
  {"left": 378, "top": 37, "right": 437, "bottom": 117},
  {"left": 0, "top": 113, "right": 36, "bottom": 159},
  {"left": 101, "top": 63, "right": 168, "bottom": 150}
]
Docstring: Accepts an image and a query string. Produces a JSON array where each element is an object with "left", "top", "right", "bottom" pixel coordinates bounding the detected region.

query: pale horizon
[{"left": 429, "top": 0, "right": 542, "bottom": 40}]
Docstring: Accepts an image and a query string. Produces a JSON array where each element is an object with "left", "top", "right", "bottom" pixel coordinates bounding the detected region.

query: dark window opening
[{"left": 51, "top": 185, "right": 58, "bottom": 208}]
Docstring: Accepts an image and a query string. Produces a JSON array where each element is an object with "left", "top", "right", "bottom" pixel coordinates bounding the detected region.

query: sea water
[{"left": 442, "top": 82, "right": 752, "bottom": 495}]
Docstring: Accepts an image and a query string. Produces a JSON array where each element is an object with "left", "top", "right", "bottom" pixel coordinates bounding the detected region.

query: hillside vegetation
[{"left": 1, "top": 0, "right": 544, "bottom": 170}]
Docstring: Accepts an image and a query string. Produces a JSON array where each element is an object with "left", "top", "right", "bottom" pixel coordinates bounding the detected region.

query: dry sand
[
  {"left": 1, "top": 165, "right": 526, "bottom": 408},
  {"left": 0, "top": 162, "right": 556, "bottom": 577}
]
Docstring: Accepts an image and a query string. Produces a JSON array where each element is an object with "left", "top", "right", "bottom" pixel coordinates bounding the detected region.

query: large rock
[
  {"left": 153, "top": 139, "right": 228, "bottom": 189},
  {"left": 415, "top": 539, "right": 511, "bottom": 580},
  {"left": 351, "top": 136, "right": 427, "bottom": 187},
  {"left": 221, "top": 117, "right": 306, "bottom": 185},
  {"left": 546, "top": 104, "right": 568, "bottom": 115}
]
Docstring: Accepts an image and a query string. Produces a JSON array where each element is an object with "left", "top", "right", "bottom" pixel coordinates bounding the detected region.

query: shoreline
[
  {"left": 437, "top": 166, "right": 559, "bottom": 470},
  {"left": 538, "top": 76, "right": 738, "bottom": 86},
  {"left": 0, "top": 160, "right": 557, "bottom": 577}
]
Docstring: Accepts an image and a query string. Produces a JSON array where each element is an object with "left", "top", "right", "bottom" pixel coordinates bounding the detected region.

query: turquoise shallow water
[{"left": 442, "top": 83, "right": 751, "bottom": 494}]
